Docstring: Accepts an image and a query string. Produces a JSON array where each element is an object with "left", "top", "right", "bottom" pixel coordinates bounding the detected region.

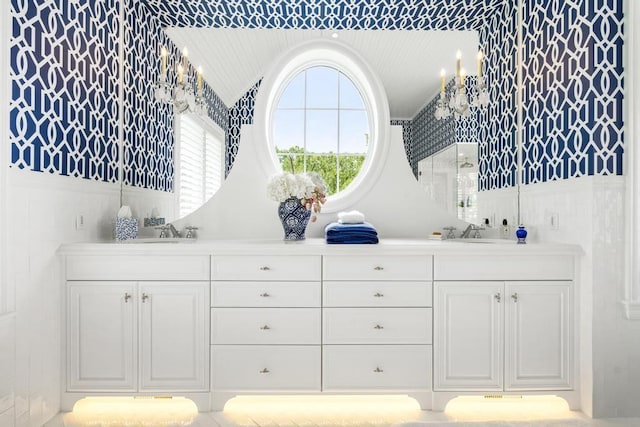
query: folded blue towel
[{"left": 325, "top": 222, "right": 379, "bottom": 244}]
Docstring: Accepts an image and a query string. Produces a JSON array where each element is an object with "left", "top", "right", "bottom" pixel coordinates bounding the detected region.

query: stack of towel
[{"left": 325, "top": 210, "right": 379, "bottom": 244}]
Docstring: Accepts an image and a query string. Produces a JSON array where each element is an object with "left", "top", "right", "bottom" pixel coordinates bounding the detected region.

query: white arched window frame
[{"left": 253, "top": 39, "right": 391, "bottom": 213}]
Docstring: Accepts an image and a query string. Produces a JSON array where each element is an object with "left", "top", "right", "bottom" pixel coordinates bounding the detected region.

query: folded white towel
[{"left": 337, "top": 210, "right": 365, "bottom": 224}]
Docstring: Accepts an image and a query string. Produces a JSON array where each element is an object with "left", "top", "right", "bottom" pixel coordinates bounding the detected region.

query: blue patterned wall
[
  {"left": 226, "top": 80, "right": 261, "bottom": 177},
  {"left": 410, "top": 78, "right": 481, "bottom": 177},
  {"left": 521, "top": 0, "right": 624, "bottom": 184},
  {"left": 123, "top": 0, "right": 228, "bottom": 190},
  {"left": 390, "top": 120, "right": 413, "bottom": 167},
  {"left": 10, "top": 0, "right": 625, "bottom": 193},
  {"left": 10, "top": 0, "right": 121, "bottom": 182}
]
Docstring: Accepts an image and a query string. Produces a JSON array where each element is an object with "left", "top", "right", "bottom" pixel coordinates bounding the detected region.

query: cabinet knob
[
  {"left": 260, "top": 368, "right": 270, "bottom": 374},
  {"left": 374, "top": 324, "right": 384, "bottom": 330},
  {"left": 124, "top": 293, "right": 131, "bottom": 303},
  {"left": 373, "top": 367, "right": 384, "bottom": 373},
  {"left": 373, "top": 292, "right": 384, "bottom": 298},
  {"left": 494, "top": 292, "right": 501, "bottom": 303},
  {"left": 511, "top": 293, "right": 518, "bottom": 303},
  {"left": 374, "top": 266, "right": 384, "bottom": 271},
  {"left": 142, "top": 293, "right": 149, "bottom": 303},
  {"left": 259, "top": 293, "right": 270, "bottom": 297},
  {"left": 259, "top": 266, "right": 270, "bottom": 271},
  {"left": 260, "top": 325, "right": 271, "bottom": 330}
]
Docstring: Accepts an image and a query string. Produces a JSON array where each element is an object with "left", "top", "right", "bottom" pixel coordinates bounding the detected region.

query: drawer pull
[
  {"left": 373, "top": 367, "right": 384, "bottom": 373},
  {"left": 142, "top": 293, "right": 149, "bottom": 303},
  {"left": 259, "top": 292, "right": 270, "bottom": 297},
  {"left": 374, "top": 324, "right": 384, "bottom": 330},
  {"left": 374, "top": 266, "right": 384, "bottom": 271},
  {"left": 511, "top": 293, "right": 518, "bottom": 303},
  {"left": 260, "top": 325, "right": 271, "bottom": 330},
  {"left": 260, "top": 368, "right": 270, "bottom": 374},
  {"left": 373, "top": 292, "right": 384, "bottom": 297},
  {"left": 259, "top": 266, "right": 271, "bottom": 271},
  {"left": 124, "top": 293, "right": 131, "bottom": 303},
  {"left": 494, "top": 292, "right": 501, "bottom": 303}
]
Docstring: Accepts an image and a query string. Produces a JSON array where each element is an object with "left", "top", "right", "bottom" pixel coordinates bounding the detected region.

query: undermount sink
[
  {"left": 120, "top": 238, "right": 196, "bottom": 244},
  {"left": 447, "top": 238, "right": 510, "bottom": 244}
]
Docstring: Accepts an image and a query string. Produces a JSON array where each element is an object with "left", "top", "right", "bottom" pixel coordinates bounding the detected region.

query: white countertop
[{"left": 58, "top": 238, "right": 583, "bottom": 256}]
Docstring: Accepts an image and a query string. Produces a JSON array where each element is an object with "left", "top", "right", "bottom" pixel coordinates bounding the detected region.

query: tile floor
[{"left": 42, "top": 395, "right": 640, "bottom": 427}]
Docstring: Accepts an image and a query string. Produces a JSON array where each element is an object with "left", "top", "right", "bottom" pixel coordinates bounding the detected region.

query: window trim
[
  {"left": 173, "top": 113, "right": 225, "bottom": 219},
  {"left": 253, "top": 39, "right": 391, "bottom": 213}
]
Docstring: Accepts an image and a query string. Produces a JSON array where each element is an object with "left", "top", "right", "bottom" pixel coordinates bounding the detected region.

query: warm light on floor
[
  {"left": 223, "top": 395, "right": 423, "bottom": 426},
  {"left": 444, "top": 395, "right": 572, "bottom": 421},
  {"left": 63, "top": 396, "right": 198, "bottom": 426}
]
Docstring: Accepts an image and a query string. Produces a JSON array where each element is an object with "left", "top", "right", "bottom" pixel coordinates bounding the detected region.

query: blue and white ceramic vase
[
  {"left": 516, "top": 225, "right": 528, "bottom": 244},
  {"left": 278, "top": 197, "right": 311, "bottom": 241}
]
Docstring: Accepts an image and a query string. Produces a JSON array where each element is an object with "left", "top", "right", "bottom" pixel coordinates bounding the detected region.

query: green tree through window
[{"left": 273, "top": 66, "right": 370, "bottom": 196}]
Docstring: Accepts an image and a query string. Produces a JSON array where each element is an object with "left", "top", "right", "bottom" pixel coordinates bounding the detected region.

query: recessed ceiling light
[{"left": 331, "top": 32, "right": 339, "bottom": 38}]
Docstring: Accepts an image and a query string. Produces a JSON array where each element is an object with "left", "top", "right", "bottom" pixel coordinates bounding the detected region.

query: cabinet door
[
  {"left": 434, "top": 282, "right": 503, "bottom": 391},
  {"left": 67, "top": 282, "right": 136, "bottom": 391},
  {"left": 139, "top": 282, "right": 209, "bottom": 391},
  {"left": 505, "top": 282, "right": 572, "bottom": 390}
]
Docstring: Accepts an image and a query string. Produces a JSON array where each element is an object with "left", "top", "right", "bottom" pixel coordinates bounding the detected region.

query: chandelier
[
  {"left": 155, "top": 47, "right": 207, "bottom": 116},
  {"left": 434, "top": 50, "right": 489, "bottom": 120}
]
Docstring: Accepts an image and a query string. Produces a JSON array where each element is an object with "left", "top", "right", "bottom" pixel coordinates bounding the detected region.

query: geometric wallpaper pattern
[
  {"left": 521, "top": 0, "right": 624, "bottom": 184},
  {"left": 226, "top": 80, "right": 261, "bottom": 176},
  {"left": 409, "top": 78, "right": 481, "bottom": 178},
  {"left": 10, "top": 0, "right": 625, "bottom": 194},
  {"left": 10, "top": 0, "right": 121, "bottom": 182}
]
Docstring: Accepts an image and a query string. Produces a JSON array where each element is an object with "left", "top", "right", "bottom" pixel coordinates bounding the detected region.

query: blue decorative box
[{"left": 115, "top": 217, "right": 138, "bottom": 241}]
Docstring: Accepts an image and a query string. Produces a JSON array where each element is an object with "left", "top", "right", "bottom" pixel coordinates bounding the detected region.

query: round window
[
  {"left": 253, "top": 40, "right": 390, "bottom": 213},
  {"left": 272, "top": 66, "right": 371, "bottom": 196}
]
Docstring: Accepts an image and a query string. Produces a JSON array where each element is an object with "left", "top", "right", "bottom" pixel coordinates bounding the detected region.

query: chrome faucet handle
[
  {"left": 472, "top": 225, "right": 486, "bottom": 238},
  {"left": 185, "top": 226, "right": 198, "bottom": 239},
  {"left": 443, "top": 226, "right": 457, "bottom": 239},
  {"left": 154, "top": 226, "right": 169, "bottom": 238}
]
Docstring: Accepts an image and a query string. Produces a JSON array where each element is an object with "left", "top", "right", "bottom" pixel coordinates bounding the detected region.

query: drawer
[
  {"left": 66, "top": 255, "right": 210, "bottom": 281},
  {"left": 211, "top": 308, "right": 321, "bottom": 344},
  {"left": 323, "top": 308, "right": 432, "bottom": 344},
  {"left": 212, "top": 281, "right": 320, "bottom": 307},
  {"left": 323, "top": 281, "right": 432, "bottom": 307},
  {"left": 211, "top": 345, "right": 321, "bottom": 391},
  {"left": 434, "top": 254, "right": 574, "bottom": 280},
  {"left": 323, "top": 345, "right": 432, "bottom": 391},
  {"left": 323, "top": 255, "right": 432, "bottom": 281},
  {"left": 212, "top": 255, "right": 321, "bottom": 281}
]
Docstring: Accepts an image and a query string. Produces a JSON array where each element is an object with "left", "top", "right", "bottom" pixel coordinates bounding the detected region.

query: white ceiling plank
[{"left": 164, "top": 28, "right": 479, "bottom": 119}]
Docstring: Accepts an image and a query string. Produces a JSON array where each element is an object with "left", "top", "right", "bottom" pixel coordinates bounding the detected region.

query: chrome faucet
[
  {"left": 460, "top": 224, "right": 474, "bottom": 238},
  {"left": 166, "top": 223, "right": 181, "bottom": 238},
  {"left": 460, "top": 224, "right": 485, "bottom": 238}
]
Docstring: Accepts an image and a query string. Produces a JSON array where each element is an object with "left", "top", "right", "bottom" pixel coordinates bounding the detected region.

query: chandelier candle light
[
  {"left": 434, "top": 49, "right": 489, "bottom": 120},
  {"left": 155, "top": 46, "right": 207, "bottom": 116}
]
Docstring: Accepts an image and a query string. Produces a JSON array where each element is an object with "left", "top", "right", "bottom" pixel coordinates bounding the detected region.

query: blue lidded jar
[{"left": 516, "top": 225, "right": 527, "bottom": 244}]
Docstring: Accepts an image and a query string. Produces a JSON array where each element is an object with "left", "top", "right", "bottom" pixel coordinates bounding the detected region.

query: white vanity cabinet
[
  {"left": 210, "top": 255, "right": 322, "bottom": 407},
  {"left": 64, "top": 255, "right": 210, "bottom": 406},
  {"left": 433, "top": 254, "right": 574, "bottom": 397},
  {"left": 322, "top": 255, "right": 433, "bottom": 405}
]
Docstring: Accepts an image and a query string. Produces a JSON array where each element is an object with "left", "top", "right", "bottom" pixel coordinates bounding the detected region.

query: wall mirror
[{"left": 154, "top": 5, "right": 519, "bottom": 225}]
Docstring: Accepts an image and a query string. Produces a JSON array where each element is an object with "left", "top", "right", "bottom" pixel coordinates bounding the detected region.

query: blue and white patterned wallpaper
[
  {"left": 226, "top": 80, "right": 261, "bottom": 177},
  {"left": 10, "top": 0, "right": 625, "bottom": 194},
  {"left": 10, "top": 0, "right": 121, "bottom": 182},
  {"left": 521, "top": 0, "right": 624, "bottom": 184},
  {"left": 123, "top": 0, "right": 228, "bottom": 191},
  {"left": 409, "top": 78, "right": 481, "bottom": 177},
  {"left": 390, "top": 120, "right": 413, "bottom": 167}
]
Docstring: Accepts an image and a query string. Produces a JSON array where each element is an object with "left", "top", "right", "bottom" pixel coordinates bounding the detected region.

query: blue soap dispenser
[{"left": 516, "top": 225, "right": 528, "bottom": 244}]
